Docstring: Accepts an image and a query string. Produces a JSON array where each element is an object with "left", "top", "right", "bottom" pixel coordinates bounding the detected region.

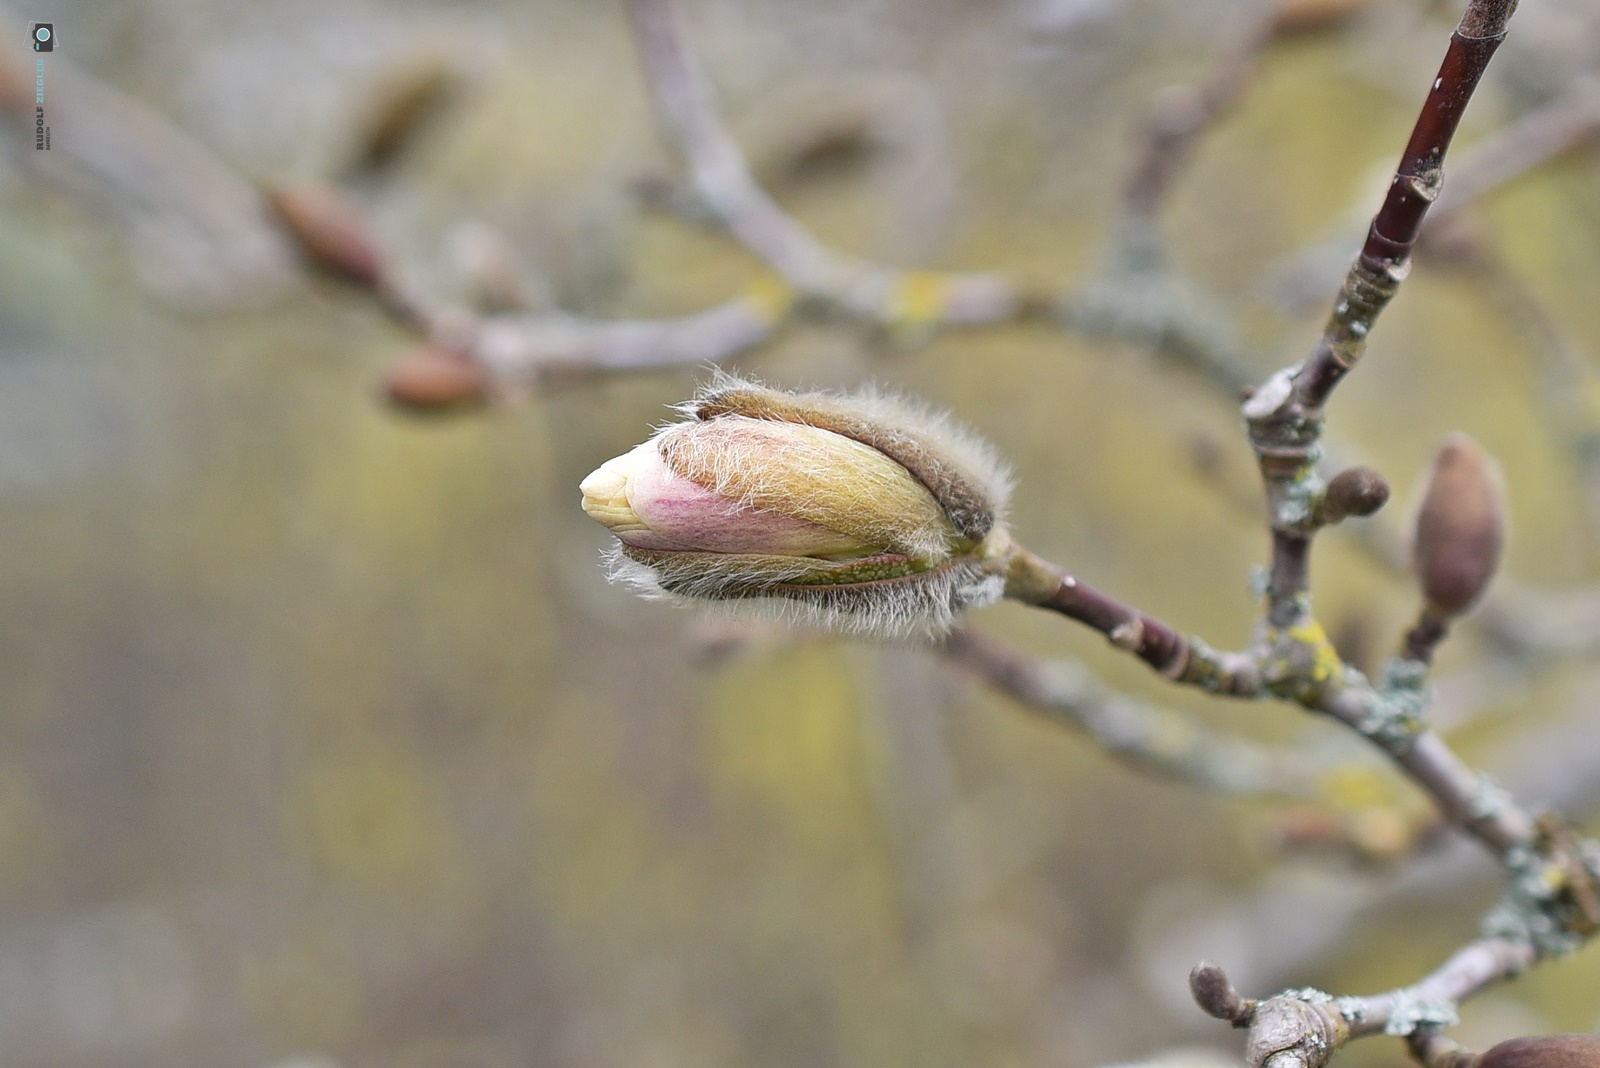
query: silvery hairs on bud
[{"left": 583, "top": 373, "right": 1015, "bottom": 640}]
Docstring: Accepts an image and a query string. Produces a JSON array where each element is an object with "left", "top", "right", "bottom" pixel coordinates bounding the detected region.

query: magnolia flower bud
[
  {"left": 1480, "top": 1035, "right": 1600, "bottom": 1068},
  {"left": 580, "top": 376, "right": 1014, "bottom": 638},
  {"left": 383, "top": 346, "right": 487, "bottom": 412},
  {"left": 266, "top": 181, "right": 385, "bottom": 288},
  {"left": 1412, "top": 433, "right": 1505, "bottom": 619}
]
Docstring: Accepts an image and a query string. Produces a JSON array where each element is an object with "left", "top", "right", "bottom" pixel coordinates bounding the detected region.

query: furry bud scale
[{"left": 580, "top": 376, "right": 1014, "bottom": 638}]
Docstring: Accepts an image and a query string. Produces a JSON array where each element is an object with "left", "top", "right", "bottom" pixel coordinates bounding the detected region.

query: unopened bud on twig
[
  {"left": 1321, "top": 465, "right": 1390, "bottom": 524},
  {"left": 266, "top": 181, "right": 386, "bottom": 288},
  {"left": 1479, "top": 1035, "right": 1600, "bottom": 1068},
  {"left": 1189, "top": 961, "right": 1252, "bottom": 1024},
  {"left": 1412, "top": 434, "right": 1505, "bottom": 619},
  {"left": 1271, "top": 0, "right": 1375, "bottom": 38},
  {"left": 383, "top": 346, "right": 486, "bottom": 412},
  {"left": 0, "top": 36, "right": 30, "bottom": 115},
  {"left": 580, "top": 375, "right": 1014, "bottom": 638}
]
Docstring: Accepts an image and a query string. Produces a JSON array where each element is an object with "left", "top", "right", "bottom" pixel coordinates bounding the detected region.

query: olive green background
[{"left": 2, "top": 0, "right": 1599, "bottom": 1065}]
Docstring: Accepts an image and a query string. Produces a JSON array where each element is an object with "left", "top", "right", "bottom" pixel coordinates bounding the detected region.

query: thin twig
[
  {"left": 1191, "top": 940, "right": 1538, "bottom": 1068},
  {"left": 1167, "top": 5, "right": 1600, "bottom": 1064},
  {"left": 1123, "top": 17, "right": 1278, "bottom": 223},
  {"left": 1428, "top": 78, "right": 1600, "bottom": 227},
  {"left": 1003, "top": 546, "right": 1262, "bottom": 693},
  {"left": 1245, "top": 0, "right": 1518, "bottom": 626},
  {"left": 461, "top": 286, "right": 790, "bottom": 388},
  {"left": 0, "top": 35, "right": 297, "bottom": 307},
  {"left": 939, "top": 627, "right": 1322, "bottom": 797},
  {"left": 626, "top": 0, "right": 1026, "bottom": 326}
]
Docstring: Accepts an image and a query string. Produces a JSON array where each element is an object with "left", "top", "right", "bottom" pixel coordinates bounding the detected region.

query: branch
[
  {"left": 262, "top": 177, "right": 796, "bottom": 406},
  {"left": 939, "top": 627, "right": 1322, "bottom": 797},
  {"left": 1266, "top": 81, "right": 1600, "bottom": 319},
  {"left": 1246, "top": 0, "right": 1516, "bottom": 632},
  {"left": 1427, "top": 78, "right": 1600, "bottom": 227},
  {"left": 378, "top": 290, "right": 791, "bottom": 409},
  {"left": 454, "top": 287, "right": 788, "bottom": 388},
  {"left": 0, "top": 31, "right": 297, "bottom": 307},
  {"left": 1003, "top": 546, "right": 1261, "bottom": 693},
  {"left": 1123, "top": 17, "right": 1277, "bottom": 223},
  {"left": 1189, "top": 940, "right": 1538, "bottom": 1068},
  {"left": 626, "top": 0, "right": 1026, "bottom": 326},
  {"left": 1001, "top": 540, "right": 1541, "bottom": 860}
]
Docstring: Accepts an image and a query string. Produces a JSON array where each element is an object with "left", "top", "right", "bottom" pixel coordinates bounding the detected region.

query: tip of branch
[{"left": 1190, "top": 961, "right": 1253, "bottom": 1024}]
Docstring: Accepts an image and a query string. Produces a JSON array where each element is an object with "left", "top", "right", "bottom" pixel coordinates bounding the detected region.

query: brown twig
[
  {"left": 1191, "top": 941, "right": 1539, "bottom": 1068},
  {"left": 1170, "top": 11, "right": 1600, "bottom": 1060},
  {"left": 1427, "top": 79, "right": 1600, "bottom": 227},
  {"left": 1267, "top": 82, "right": 1600, "bottom": 319},
  {"left": 1002, "top": 540, "right": 1541, "bottom": 859},
  {"left": 1246, "top": 0, "right": 1517, "bottom": 629},
  {"left": 1003, "top": 546, "right": 1261, "bottom": 693}
]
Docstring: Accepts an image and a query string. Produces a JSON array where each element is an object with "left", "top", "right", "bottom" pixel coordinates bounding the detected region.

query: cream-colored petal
[
  {"left": 581, "top": 440, "right": 875, "bottom": 556},
  {"left": 579, "top": 445, "right": 654, "bottom": 535}
]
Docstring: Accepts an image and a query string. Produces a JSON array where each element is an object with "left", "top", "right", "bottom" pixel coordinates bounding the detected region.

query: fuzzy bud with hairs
[{"left": 579, "top": 376, "right": 1014, "bottom": 638}]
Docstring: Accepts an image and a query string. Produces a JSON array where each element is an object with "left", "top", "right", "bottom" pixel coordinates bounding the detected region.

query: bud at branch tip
[
  {"left": 1412, "top": 433, "right": 1505, "bottom": 620},
  {"left": 579, "top": 374, "right": 1015, "bottom": 639}
]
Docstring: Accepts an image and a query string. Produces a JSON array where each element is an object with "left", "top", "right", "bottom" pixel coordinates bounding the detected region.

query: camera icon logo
[{"left": 31, "top": 23, "right": 53, "bottom": 52}]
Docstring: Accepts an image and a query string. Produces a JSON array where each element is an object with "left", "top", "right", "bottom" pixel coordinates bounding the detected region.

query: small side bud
[
  {"left": 346, "top": 58, "right": 455, "bottom": 174},
  {"left": 1189, "top": 961, "right": 1251, "bottom": 1024},
  {"left": 266, "top": 181, "right": 386, "bottom": 288},
  {"left": 383, "top": 347, "right": 486, "bottom": 412},
  {"left": 1321, "top": 465, "right": 1390, "bottom": 523},
  {"left": 1480, "top": 1036, "right": 1600, "bottom": 1068},
  {"left": 1412, "top": 434, "right": 1505, "bottom": 619}
]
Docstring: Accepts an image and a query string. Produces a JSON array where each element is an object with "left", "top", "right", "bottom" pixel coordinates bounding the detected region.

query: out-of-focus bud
[
  {"left": 1321, "top": 465, "right": 1390, "bottom": 523},
  {"left": 1188, "top": 961, "right": 1249, "bottom": 1024},
  {"left": 383, "top": 346, "right": 486, "bottom": 412},
  {"left": 345, "top": 57, "right": 455, "bottom": 174},
  {"left": 1412, "top": 433, "right": 1505, "bottom": 619},
  {"left": 1271, "top": 0, "right": 1375, "bottom": 38},
  {"left": 580, "top": 376, "right": 1013, "bottom": 638},
  {"left": 265, "top": 181, "right": 385, "bottom": 288},
  {"left": 1480, "top": 1035, "right": 1600, "bottom": 1068},
  {"left": 0, "top": 34, "right": 30, "bottom": 115}
]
